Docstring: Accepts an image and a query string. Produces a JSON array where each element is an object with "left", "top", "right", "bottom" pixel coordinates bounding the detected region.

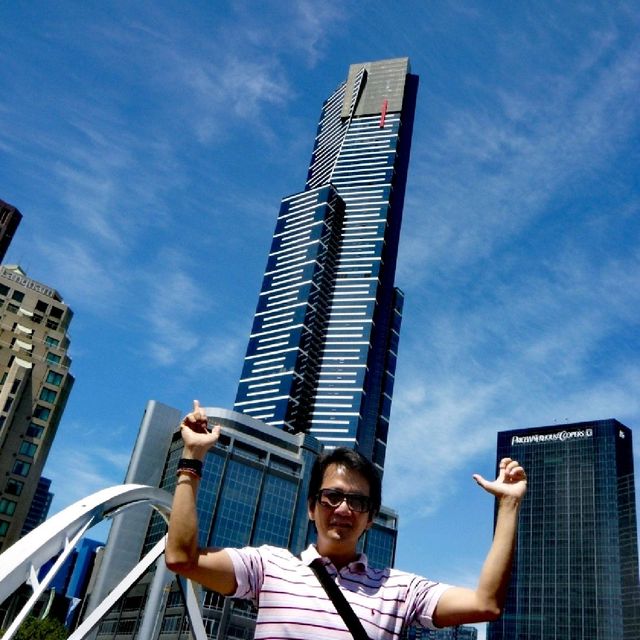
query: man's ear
[{"left": 308, "top": 499, "right": 315, "bottom": 522}]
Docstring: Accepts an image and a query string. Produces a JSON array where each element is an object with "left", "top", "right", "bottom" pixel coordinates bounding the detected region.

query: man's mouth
[{"left": 330, "top": 519, "right": 352, "bottom": 528}]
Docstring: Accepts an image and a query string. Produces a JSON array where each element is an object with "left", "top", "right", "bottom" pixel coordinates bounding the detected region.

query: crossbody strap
[{"left": 309, "top": 558, "right": 370, "bottom": 640}]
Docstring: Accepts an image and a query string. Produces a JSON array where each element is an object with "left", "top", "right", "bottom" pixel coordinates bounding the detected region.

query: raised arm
[
  {"left": 164, "top": 400, "right": 237, "bottom": 595},
  {"left": 432, "top": 457, "right": 527, "bottom": 627}
]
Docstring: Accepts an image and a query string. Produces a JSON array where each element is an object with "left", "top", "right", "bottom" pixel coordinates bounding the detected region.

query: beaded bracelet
[{"left": 176, "top": 458, "right": 203, "bottom": 479}]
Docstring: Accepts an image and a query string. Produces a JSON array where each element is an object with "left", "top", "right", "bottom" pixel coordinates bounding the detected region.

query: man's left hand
[{"left": 473, "top": 458, "right": 527, "bottom": 500}]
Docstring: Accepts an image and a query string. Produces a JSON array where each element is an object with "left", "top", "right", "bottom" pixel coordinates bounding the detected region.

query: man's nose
[{"left": 334, "top": 498, "right": 352, "bottom": 515}]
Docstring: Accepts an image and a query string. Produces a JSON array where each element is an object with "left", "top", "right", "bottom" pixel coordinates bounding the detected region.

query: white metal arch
[{"left": 0, "top": 484, "right": 207, "bottom": 640}]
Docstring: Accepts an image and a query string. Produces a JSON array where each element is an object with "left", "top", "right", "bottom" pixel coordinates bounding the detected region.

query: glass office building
[
  {"left": 92, "top": 405, "right": 397, "bottom": 639},
  {"left": 235, "top": 58, "right": 418, "bottom": 474},
  {"left": 488, "top": 419, "right": 640, "bottom": 640},
  {"left": 143, "top": 408, "right": 322, "bottom": 559}
]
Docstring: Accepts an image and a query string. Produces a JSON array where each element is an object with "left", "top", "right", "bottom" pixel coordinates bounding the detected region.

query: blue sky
[{"left": 1, "top": 1, "right": 639, "bottom": 635}]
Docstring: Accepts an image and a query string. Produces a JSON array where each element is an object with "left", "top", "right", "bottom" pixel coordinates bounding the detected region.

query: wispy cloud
[
  {"left": 386, "top": 245, "right": 640, "bottom": 517},
  {"left": 288, "top": 0, "right": 348, "bottom": 67},
  {"left": 46, "top": 436, "right": 132, "bottom": 509},
  {"left": 138, "top": 259, "right": 208, "bottom": 365},
  {"left": 399, "top": 31, "right": 640, "bottom": 283},
  {"left": 32, "top": 237, "right": 122, "bottom": 312}
]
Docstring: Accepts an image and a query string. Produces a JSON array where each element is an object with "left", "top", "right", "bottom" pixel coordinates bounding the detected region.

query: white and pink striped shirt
[{"left": 226, "top": 544, "right": 452, "bottom": 640}]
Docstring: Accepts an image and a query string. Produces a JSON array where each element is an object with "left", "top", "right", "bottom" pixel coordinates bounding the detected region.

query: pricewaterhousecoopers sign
[{"left": 511, "top": 428, "right": 594, "bottom": 445}]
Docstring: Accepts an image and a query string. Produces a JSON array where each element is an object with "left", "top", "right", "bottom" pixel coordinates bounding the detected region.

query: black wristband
[{"left": 176, "top": 458, "right": 203, "bottom": 478}]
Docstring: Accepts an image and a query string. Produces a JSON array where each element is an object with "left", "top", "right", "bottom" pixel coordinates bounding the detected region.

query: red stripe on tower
[{"left": 379, "top": 99, "right": 388, "bottom": 127}]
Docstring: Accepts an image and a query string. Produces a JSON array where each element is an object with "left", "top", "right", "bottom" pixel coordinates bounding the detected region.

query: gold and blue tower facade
[{"left": 234, "top": 58, "right": 418, "bottom": 474}]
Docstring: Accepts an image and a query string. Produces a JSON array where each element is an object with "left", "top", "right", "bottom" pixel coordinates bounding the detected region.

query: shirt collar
[{"left": 301, "top": 544, "right": 369, "bottom": 573}]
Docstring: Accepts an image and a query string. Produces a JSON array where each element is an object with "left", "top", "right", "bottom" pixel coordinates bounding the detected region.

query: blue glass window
[
  {"left": 209, "top": 460, "right": 262, "bottom": 548},
  {"left": 252, "top": 473, "right": 297, "bottom": 547},
  {"left": 39, "top": 388, "right": 57, "bottom": 403}
]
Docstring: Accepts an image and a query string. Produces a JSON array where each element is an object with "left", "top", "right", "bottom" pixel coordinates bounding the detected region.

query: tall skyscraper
[
  {"left": 488, "top": 419, "right": 640, "bottom": 640},
  {"left": 0, "top": 199, "right": 22, "bottom": 263},
  {"left": 0, "top": 265, "right": 74, "bottom": 551},
  {"left": 234, "top": 58, "right": 418, "bottom": 473}
]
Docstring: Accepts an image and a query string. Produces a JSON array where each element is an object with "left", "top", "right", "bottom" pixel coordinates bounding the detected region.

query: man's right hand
[{"left": 180, "top": 399, "right": 221, "bottom": 459}]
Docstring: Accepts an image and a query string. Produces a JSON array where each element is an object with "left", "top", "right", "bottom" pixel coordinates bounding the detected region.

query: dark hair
[{"left": 308, "top": 447, "right": 382, "bottom": 516}]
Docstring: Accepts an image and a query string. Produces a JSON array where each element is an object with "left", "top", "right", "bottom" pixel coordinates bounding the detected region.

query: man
[{"left": 166, "top": 401, "right": 527, "bottom": 638}]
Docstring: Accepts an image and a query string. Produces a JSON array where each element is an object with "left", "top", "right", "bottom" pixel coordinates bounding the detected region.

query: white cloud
[
  {"left": 139, "top": 264, "right": 206, "bottom": 365},
  {"left": 32, "top": 237, "right": 121, "bottom": 312},
  {"left": 289, "top": 0, "right": 348, "bottom": 66},
  {"left": 386, "top": 229, "right": 640, "bottom": 516},
  {"left": 171, "top": 52, "right": 291, "bottom": 142},
  {"left": 46, "top": 444, "right": 130, "bottom": 510},
  {"left": 399, "top": 34, "right": 640, "bottom": 284}
]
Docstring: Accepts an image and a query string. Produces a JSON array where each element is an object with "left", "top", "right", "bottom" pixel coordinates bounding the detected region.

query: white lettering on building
[
  {"left": 1, "top": 269, "right": 56, "bottom": 298},
  {"left": 511, "top": 429, "right": 593, "bottom": 446}
]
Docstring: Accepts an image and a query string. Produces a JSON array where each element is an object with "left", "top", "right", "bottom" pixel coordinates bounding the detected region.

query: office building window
[
  {"left": 46, "top": 352, "right": 61, "bottom": 364},
  {"left": 161, "top": 616, "right": 182, "bottom": 633},
  {"left": 6, "top": 479, "right": 24, "bottom": 496},
  {"left": 44, "top": 336, "right": 59, "bottom": 347},
  {"left": 11, "top": 291, "right": 24, "bottom": 302},
  {"left": 0, "top": 284, "right": 9, "bottom": 296},
  {"left": 39, "top": 387, "right": 57, "bottom": 403},
  {"left": 116, "top": 619, "right": 137, "bottom": 634},
  {"left": 26, "top": 423, "right": 44, "bottom": 439},
  {"left": 0, "top": 520, "right": 9, "bottom": 536},
  {"left": 49, "top": 306, "right": 63, "bottom": 319},
  {"left": 35, "top": 300, "right": 48, "bottom": 312},
  {"left": 97, "top": 621, "right": 116, "bottom": 634},
  {"left": 32, "top": 405, "right": 51, "bottom": 421},
  {"left": 0, "top": 499, "right": 17, "bottom": 516},
  {"left": 46, "top": 371, "right": 63, "bottom": 386},
  {"left": 19, "top": 441, "right": 37, "bottom": 458},
  {"left": 12, "top": 460, "right": 31, "bottom": 476}
]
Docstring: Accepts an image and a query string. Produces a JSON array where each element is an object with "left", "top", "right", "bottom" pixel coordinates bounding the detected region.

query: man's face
[{"left": 308, "top": 463, "right": 373, "bottom": 554}]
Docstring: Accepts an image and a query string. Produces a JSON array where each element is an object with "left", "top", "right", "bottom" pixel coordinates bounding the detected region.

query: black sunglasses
[{"left": 317, "top": 488, "right": 371, "bottom": 513}]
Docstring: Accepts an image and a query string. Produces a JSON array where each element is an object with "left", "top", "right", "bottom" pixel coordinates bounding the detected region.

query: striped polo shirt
[{"left": 226, "top": 544, "right": 452, "bottom": 639}]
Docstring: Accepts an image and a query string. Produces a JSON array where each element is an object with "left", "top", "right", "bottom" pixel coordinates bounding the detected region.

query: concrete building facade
[{"left": 0, "top": 265, "right": 73, "bottom": 551}]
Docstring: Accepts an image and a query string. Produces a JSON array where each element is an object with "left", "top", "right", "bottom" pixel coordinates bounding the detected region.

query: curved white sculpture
[{"left": 0, "top": 484, "right": 207, "bottom": 640}]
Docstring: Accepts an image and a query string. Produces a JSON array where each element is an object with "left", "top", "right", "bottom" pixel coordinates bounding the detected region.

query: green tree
[{"left": 2, "top": 616, "right": 68, "bottom": 640}]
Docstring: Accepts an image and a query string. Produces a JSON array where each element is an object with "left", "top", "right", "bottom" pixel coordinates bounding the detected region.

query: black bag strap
[{"left": 309, "top": 558, "right": 370, "bottom": 640}]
